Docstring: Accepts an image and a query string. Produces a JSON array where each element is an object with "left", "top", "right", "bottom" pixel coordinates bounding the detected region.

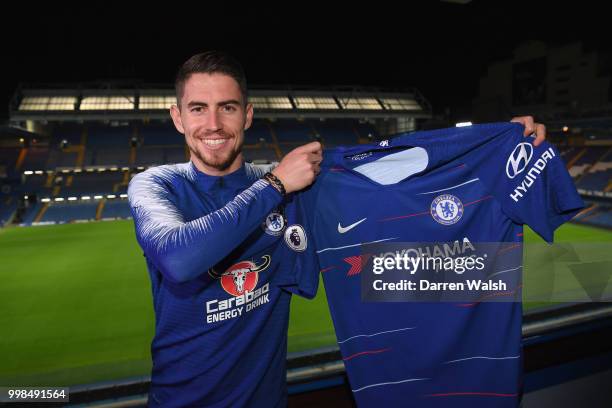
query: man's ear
[
  {"left": 244, "top": 103, "right": 254, "bottom": 131},
  {"left": 170, "top": 104, "right": 185, "bottom": 134}
]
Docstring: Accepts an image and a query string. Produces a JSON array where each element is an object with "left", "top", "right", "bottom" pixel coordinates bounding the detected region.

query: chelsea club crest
[
  {"left": 262, "top": 210, "right": 286, "bottom": 236},
  {"left": 430, "top": 194, "right": 464, "bottom": 225}
]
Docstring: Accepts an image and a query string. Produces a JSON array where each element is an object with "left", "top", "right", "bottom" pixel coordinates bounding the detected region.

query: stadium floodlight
[
  {"left": 137, "top": 166, "right": 145, "bottom": 170},
  {"left": 122, "top": 167, "right": 129, "bottom": 171},
  {"left": 98, "top": 168, "right": 106, "bottom": 172},
  {"left": 456, "top": 122, "right": 473, "bottom": 127},
  {"left": 68, "top": 197, "right": 77, "bottom": 201},
  {"left": 35, "top": 170, "right": 43, "bottom": 175},
  {"left": 82, "top": 196, "right": 91, "bottom": 200},
  {"left": 107, "top": 194, "right": 116, "bottom": 199},
  {"left": 86, "top": 168, "right": 95, "bottom": 172},
  {"left": 62, "top": 169, "right": 70, "bottom": 173},
  {"left": 110, "top": 167, "right": 118, "bottom": 171},
  {"left": 75, "top": 169, "right": 82, "bottom": 173},
  {"left": 94, "top": 195, "right": 103, "bottom": 200},
  {"left": 24, "top": 171, "right": 33, "bottom": 175},
  {"left": 54, "top": 197, "right": 64, "bottom": 202},
  {"left": 41, "top": 198, "right": 51, "bottom": 203},
  {"left": 120, "top": 194, "right": 128, "bottom": 198},
  {"left": 24, "top": 195, "right": 28, "bottom": 200}
]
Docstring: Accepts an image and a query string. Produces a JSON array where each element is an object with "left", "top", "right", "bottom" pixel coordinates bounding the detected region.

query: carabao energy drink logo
[{"left": 219, "top": 255, "right": 271, "bottom": 296}]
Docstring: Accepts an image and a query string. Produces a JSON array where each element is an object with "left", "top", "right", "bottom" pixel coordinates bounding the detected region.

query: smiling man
[{"left": 128, "top": 51, "right": 321, "bottom": 407}]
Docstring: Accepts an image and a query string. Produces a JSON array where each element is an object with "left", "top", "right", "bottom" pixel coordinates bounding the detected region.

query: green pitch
[{"left": 0, "top": 220, "right": 610, "bottom": 386}]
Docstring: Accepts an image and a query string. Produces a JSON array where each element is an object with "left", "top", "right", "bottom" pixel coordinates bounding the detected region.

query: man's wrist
[{"left": 263, "top": 172, "right": 286, "bottom": 196}]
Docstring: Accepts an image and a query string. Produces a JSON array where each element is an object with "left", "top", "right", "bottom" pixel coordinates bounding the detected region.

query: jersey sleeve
[
  {"left": 127, "top": 170, "right": 283, "bottom": 283},
  {"left": 274, "top": 178, "right": 323, "bottom": 299},
  {"left": 462, "top": 124, "right": 584, "bottom": 242}
]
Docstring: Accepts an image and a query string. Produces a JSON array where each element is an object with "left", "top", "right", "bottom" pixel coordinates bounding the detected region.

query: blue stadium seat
[
  {"left": 245, "top": 122, "right": 272, "bottom": 144},
  {"left": 0, "top": 199, "right": 18, "bottom": 225},
  {"left": 136, "top": 147, "right": 165, "bottom": 166},
  {"left": 40, "top": 202, "right": 99, "bottom": 223},
  {"left": 274, "top": 120, "right": 313, "bottom": 143},
  {"left": 102, "top": 200, "right": 132, "bottom": 219},
  {"left": 21, "top": 147, "right": 50, "bottom": 170},
  {"left": 164, "top": 147, "right": 188, "bottom": 164},
  {"left": 87, "top": 125, "right": 132, "bottom": 148},
  {"left": 243, "top": 147, "right": 278, "bottom": 162},
  {"left": 140, "top": 124, "right": 184, "bottom": 146}
]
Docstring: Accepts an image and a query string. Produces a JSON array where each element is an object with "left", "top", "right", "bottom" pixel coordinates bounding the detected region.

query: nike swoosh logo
[{"left": 338, "top": 218, "right": 367, "bottom": 234}]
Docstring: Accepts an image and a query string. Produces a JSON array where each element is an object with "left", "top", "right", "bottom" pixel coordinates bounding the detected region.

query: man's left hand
[{"left": 511, "top": 116, "right": 546, "bottom": 147}]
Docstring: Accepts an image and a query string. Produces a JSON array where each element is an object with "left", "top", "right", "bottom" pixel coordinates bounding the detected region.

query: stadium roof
[{"left": 10, "top": 83, "right": 432, "bottom": 122}]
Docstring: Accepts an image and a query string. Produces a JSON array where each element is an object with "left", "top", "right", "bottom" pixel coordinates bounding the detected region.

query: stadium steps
[
  {"left": 45, "top": 172, "right": 54, "bottom": 188},
  {"left": 351, "top": 124, "right": 362, "bottom": 142},
  {"left": 129, "top": 145, "right": 136, "bottom": 165},
  {"left": 77, "top": 127, "right": 87, "bottom": 166},
  {"left": 96, "top": 199, "right": 106, "bottom": 220},
  {"left": 63, "top": 144, "right": 85, "bottom": 167},
  {"left": 575, "top": 146, "right": 612, "bottom": 186},
  {"left": 113, "top": 179, "right": 127, "bottom": 192},
  {"left": 33, "top": 202, "right": 49, "bottom": 223},
  {"left": 575, "top": 203, "right": 598, "bottom": 220},
  {"left": 129, "top": 128, "right": 137, "bottom": 164},
  {"left": 81, "top": 127, "right": 88, "bottom": 146},
  {"left": 264, "top": 122, "right": 283, "bottom": 160},
  {"left": 15, "top": 147, "right": 28, "bottom": 170},
  {"left": 566, "top": 147, "right": 587, "bottom": 169}
]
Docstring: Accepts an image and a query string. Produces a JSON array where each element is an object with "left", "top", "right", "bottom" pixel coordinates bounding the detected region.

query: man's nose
[{"left": 205, "top": 110, "right": 222, "bottom": 132}]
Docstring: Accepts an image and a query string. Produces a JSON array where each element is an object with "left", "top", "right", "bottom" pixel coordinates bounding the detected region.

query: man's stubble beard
[{"left": 189, "top": 131, "right": 244, "bottom": 171}]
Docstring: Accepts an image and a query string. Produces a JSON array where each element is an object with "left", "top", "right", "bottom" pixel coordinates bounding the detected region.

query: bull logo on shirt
[{"left": 219, "top": 255, "right": 271, "bottom": 296}]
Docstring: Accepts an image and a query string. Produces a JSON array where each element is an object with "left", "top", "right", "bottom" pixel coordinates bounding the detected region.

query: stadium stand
[
  {"left": 39, "top": 201, "right": 99, "bottom": 223},
  {"left": 0, "top": 147, "right": 20, "bottom": 171},
  {"left": 0, "top": 198, "right": 18, "bottom": 226},
  {"left": 101, "top": 199, "right": 132, "bottom": 219},
  {"left": 3, "top": 118, "right": 347, "bottom": 225},
  {"left": 6, "top": 118, "right": 612, "bottom": 228},
  {"left": 574, "top": 202, "right": 612, "bottom": 229}
]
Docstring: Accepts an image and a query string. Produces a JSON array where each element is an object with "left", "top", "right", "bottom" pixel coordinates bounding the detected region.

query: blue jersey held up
[{"left": 293, "top": 122, "right": 584, "bottom": 408}]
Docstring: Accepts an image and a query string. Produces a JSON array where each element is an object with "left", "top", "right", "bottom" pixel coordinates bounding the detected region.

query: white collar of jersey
[{"left": 351, "top": 147, "right": 429, "bottom": 185}]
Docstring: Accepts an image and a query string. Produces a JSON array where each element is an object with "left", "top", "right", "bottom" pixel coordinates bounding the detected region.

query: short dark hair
[{"left": 175, "top": 51, "right": 248, "bottom": 107}]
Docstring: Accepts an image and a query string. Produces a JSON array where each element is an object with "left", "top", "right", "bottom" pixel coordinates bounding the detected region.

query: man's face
[{"left": 171, "top": 73, "right": 253, "bottom": 175}]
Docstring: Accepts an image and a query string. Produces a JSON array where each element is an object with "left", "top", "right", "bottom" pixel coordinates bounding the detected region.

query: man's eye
[
  {"left": 191, "top": 107, "right": 203, "bottom": 113},
  {"left": 223, "top": 105, "right": 236, "bottom": 112}
]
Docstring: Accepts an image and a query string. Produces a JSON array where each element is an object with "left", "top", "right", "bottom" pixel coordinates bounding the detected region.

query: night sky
[{"left": 2, "top": 1, "right": 594, "bottom": 121}]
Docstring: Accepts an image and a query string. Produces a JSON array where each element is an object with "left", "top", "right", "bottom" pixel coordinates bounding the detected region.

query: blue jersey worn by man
[
  {"left": 127, "top": 161, "right": 314, "bottom": 407},
  {"left": 294, "top": 122, "right": 584, "bottom": 407}
]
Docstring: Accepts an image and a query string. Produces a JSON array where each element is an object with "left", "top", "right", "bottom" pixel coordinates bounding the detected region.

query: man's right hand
[{"left": 272, "top": 141, "right": 322, "bottom": 194}]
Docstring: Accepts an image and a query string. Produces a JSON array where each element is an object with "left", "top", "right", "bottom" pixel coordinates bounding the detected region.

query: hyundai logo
[{"left": 506, "top": 143, "right": 533, "bottom": 179}]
